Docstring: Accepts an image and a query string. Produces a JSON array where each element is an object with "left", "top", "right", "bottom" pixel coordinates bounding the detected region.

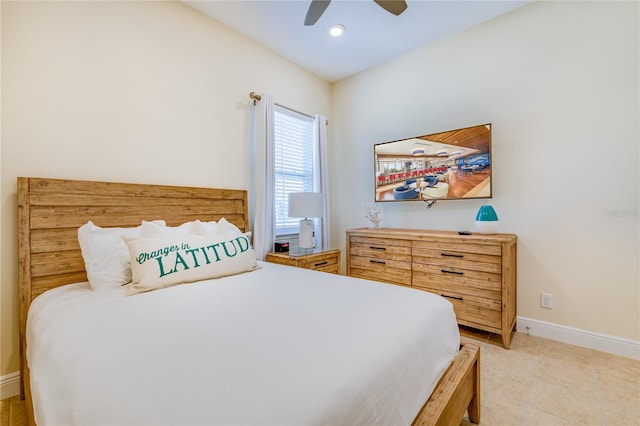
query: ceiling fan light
[{"left": 329, "top": 24, "right": 344, "bottom": 37}]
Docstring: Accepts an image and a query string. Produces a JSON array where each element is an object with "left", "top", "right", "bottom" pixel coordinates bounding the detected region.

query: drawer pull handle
[
  {"left": 441, "top": 253, "right": 463, "bottom": 258},
  {"left": 441, "top": 294, "right": 463, "bottom": 301},
  {"left": 370, "top": 260, "right": 386, "bottom": 265},
  {"left": 441, "top": 269, "right": 463, "bottom": 275},
  {"left": 369, "top": 246, "right": 386, "bottom": 251},
  {"left": 314, "top": 261, "right": 328, "bottom": 267}
]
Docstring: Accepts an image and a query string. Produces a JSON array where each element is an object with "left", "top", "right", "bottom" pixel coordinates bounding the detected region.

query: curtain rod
[
  {"left": 249, "top": 91, "right": 328, "bottom": 125},
  {"left": 249, "top": 92, "right": 261, "bottom": 105}
]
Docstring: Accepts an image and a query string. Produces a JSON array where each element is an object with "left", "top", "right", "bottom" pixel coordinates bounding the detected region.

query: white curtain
[
  {"left": 253, "top": 93, "right": 275, "bottom": 260},
  {"left": 313, "top": 114, "right": 330, "bottom": 251}
]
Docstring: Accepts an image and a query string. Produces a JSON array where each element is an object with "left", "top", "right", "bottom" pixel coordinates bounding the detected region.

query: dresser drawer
[
  {"left": 349, "top": 255, "right": 411, "bottom": 286},
  {"left": 412, "top": 262, "right": 502, "bottom": 295},
  {"left": 412, "top": 272, "right": 501, "bottom": 301},
  {"left": 349, "top": 268, "right": 411, "bottom": 286},
  {"left": 413, "top": 240, "right": 502, "bottom": 257},
  {"left": 349, "top": 236, "right": 411, "bottom": 261},
  {"left": 419, "top": 286, "right": 502, "bottom": 329},
  {"left": 413, "top": 243, "right": 502, "bottom": 274}
]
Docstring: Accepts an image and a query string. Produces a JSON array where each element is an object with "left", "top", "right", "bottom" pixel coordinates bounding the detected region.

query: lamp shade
[
  {"left": 288, "top": 192, "right": 324, "bottom": 218},
  {"left": 475, "top": 205, "right": 499, "bottom": 234},
  {"left": 476, "top": 205, "right": 498, "bottom": 221}
]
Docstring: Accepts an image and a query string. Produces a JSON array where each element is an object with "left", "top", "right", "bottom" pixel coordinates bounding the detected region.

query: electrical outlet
[{"left": 541, "top": 292, "right": 553, "bottom": 309}]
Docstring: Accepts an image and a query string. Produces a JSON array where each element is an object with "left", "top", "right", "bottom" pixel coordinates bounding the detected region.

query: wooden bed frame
[{"left": 17, "top": 177, "right": 480, "bottom": 426}]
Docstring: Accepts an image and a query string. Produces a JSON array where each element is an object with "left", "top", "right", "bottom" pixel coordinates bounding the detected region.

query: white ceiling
[{"left": 184, "top": 0, "right": 531, "bottom": 82}]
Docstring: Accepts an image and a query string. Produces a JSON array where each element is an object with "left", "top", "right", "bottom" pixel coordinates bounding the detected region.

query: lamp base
[
  {"left": 475, "top": 220, "right": 499, "bottom": 234},
  {"left": 298, "top": 219, "right": 314, "bottom": 249}
]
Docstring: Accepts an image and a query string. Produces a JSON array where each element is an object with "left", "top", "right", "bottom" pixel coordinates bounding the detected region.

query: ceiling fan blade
[
  {"left": 304, "top": 0, "right": 331, "bottom": 26},
  {"left": 374, "top": 0, "right": 408, "bottom": 16}
]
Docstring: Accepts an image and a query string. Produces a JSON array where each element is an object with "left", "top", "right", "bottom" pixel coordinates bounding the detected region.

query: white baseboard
[
  {"left": 517, "top": 316, "right": 640, "bottom": 361},
  {"left": 0, "top": 371, "right": 20, "bottom": 400}
]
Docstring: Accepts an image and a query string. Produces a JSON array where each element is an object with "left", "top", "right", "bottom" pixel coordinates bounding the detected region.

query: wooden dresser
[
  {"left": 266, "top": 249, "right": 341, "bottom": 274},
  {"left": 346, "top": 228, "right": 517, "bottom": 348}
]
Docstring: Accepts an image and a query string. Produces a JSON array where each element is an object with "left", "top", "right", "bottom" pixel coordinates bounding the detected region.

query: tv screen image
[{"left": 374, "top": 123, "right": 492, "bottom": 202}]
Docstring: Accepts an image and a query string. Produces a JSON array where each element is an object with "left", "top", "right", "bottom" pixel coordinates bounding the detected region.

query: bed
[{"left": 17, "top": 177, "right": 480, "bottom": 426}]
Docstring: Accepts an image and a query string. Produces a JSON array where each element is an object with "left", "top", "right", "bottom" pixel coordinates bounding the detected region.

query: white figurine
[{"left": 364, "top": 203, "right": 382, "bottom": 228}]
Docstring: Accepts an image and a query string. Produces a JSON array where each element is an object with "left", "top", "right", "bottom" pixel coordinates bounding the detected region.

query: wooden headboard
[{"left": 17, "top": 177, "right": 248, "bottom": 407}]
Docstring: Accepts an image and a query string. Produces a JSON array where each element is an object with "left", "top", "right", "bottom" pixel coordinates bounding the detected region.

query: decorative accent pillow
[
  {"left": 77, "top": 220, "right": 166, "bottom": 291},
  {"left": 124, "top": 232, "right": 259, "bottom": 296}
]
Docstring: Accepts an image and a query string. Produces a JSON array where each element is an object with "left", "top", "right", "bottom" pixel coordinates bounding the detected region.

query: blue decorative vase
[{"left": 475, "top": 205, "right": 499, "bottom": 234}]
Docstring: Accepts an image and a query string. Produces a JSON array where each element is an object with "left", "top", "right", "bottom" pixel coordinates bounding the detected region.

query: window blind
[{"left": 274, "top": 105, "right": 315, "bottom": 235}]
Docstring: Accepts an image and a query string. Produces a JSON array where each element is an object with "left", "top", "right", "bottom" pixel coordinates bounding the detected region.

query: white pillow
[
  {"left": 217, "top": 217, "right": 243, "bottom": 236},
  {"left": 124, "top": 232, "right": 259, "bottom": 296},
  {"left": 195, "top": 220, "right": 219, "bottom": 235},
  {"left": 140, "top": 220, "right": 202, "bottom": 238},
  {"left": 77, "top": 220, "right": 166, "bottom": 291},
  {"left": 141, "top": 218, "right": 242, "bottom": 237}
]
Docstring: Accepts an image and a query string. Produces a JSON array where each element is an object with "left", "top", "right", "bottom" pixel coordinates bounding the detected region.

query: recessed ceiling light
[{"left": 329, "top": 24, "right": 344, "bottom": 37}]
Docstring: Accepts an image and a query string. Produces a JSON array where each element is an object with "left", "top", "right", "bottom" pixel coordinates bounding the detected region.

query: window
[{"left": 274, "top": 105, "right": 315, "bottom": 235}]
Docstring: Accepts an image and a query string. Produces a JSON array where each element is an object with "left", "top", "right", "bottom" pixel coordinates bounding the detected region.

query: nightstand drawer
[
  {"left": 265, "top": 249, "right": 341, "bottom": 274},
  {"left": 297, "top": 252, "right": 340, "bottom": 273},
  {"left": 265, "top": 254, "right": 297, "bottom": 267}
]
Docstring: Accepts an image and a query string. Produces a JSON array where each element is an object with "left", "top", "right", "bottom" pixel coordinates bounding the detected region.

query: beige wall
[
  {"left": 0, "top": 0, "right": 330, "bottom": 376},
  {"left": 331, "top": 1, "right": 639, "bottom": 341}
]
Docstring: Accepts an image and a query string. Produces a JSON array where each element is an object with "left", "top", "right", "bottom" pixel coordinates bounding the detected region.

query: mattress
[{"left": 27, "top": 261, "right": 460, "bottom": 425}]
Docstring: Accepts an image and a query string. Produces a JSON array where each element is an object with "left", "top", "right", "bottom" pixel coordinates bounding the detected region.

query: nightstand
[{"left": 266, "top": 249, "right": 341, "bottom": 274}]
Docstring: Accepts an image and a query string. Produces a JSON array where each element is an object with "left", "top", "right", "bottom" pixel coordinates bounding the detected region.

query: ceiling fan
[{"left": 304, "top": 0, "right": 408, "bottom": 26}]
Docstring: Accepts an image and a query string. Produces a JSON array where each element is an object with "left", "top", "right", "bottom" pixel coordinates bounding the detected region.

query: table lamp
[
  {"left": 475, "top": 205, "right": 499, "bottom": 234},
  {"left": 288, "top": 192, "right": 324, "bottom": 251}
]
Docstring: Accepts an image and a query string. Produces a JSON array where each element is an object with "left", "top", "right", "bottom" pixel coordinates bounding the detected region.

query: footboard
[{"left": 412, "top": 341, "right": 480, "bottom": 425}]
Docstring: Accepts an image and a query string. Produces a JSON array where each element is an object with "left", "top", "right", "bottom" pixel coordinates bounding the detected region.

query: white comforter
[{"left": 27, "top": 261, "right": 459, "bottom": 426}]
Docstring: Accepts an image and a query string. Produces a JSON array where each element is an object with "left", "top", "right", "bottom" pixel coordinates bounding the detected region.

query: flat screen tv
[{"left": 374, "top": 123, "right": 492, "bottom": 202}]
